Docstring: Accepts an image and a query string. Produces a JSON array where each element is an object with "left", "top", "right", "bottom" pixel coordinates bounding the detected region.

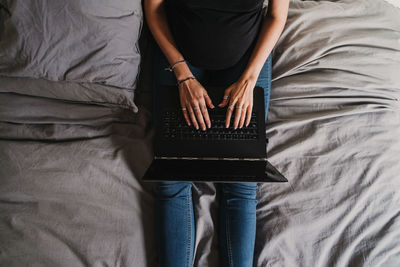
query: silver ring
[
  {"left": 223, "top": 95, "right": 229, "bottom": 100},
  {"left": 228, "top": 105, "right": 234, "bottom": 111},
  {"left": 235, "top": 105, "right": 242, "bottom": 109},
  {"left": 181, "top": 108, "right": 187, "bottom": 111},
  {"left": 193, "top": 106, "right": 200, "bottom": 110}
]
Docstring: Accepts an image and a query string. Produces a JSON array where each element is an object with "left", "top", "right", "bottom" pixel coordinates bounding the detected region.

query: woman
[{"left": 144, "top": 0, "right": 289, "bottom": 266}]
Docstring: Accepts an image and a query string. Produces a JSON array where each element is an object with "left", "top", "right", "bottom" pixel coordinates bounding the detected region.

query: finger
[
  {"left": 179, "top": 94, "right": 190, "bottom": 126},
  {"left": 225, "top": 98, "right": 237, "bottom": 128},
  {"left": 188, "top": 106, "right": 199, "bottom": 130},
  {"left": 219, "top": 95, "right": 230, "bottom": 107},
  {"left": 193, "top": 103, "right": 206, "bottom": 131},
  {"left": 218, "top": 88, "right": 232, "bottom": 107},
  {"left": 181, "top": 107, "right": 191, "bottom": 126},
  {"left": 218, "top": 95, "right": 230, "bottom": 107},
  {"left": 200, "top": 101, "right": 211, "bottom": 129},
  {"left": 233, "top": 104, "right": 243, "bottom": 129},
  {"left": 204, "top": 93, "right": 214, "bottom": 109},
  {"left": 245, "top": 104, "right": 253, "bottom": 127},
  {"left": 239, "top": 105, "right": 248, "bottom": 128}
]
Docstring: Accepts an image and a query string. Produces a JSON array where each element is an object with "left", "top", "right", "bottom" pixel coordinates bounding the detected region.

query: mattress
[{"left": 1, "top": 0, "right": 400, "bottom": 266}]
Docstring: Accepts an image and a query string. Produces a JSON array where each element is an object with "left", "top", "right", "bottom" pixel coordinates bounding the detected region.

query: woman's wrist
[
  {"left": 240, "top": 62, "right": 262, "bottom": 83},
  {"left": 173, "top": 62, "right": 194, "bottom": 80},
  {"left": 239, "top": 71, "right": 259, "bottom": 86},
  {"left": 177, "top": 76, "right": 196, "bottom": 87}
]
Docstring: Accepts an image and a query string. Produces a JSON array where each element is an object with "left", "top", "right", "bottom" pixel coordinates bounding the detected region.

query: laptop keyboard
[{"left": 162, "top": 109, "right": 259, "bottom": 141}]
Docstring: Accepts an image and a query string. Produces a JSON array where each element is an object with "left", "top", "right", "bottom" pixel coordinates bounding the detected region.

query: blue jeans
[{"left": 152, "top": 42, "right": 272, "bottom": 267}]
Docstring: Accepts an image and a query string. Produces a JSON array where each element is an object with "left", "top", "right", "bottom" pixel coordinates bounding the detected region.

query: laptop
[{"left": 142, "top": 84, "right": 288, "bottom": 183}]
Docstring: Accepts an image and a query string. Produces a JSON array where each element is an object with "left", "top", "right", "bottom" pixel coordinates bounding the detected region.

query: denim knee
[
  {"left": 221, "top": 182, "right": 258, "bottom": 200},
  {"left": 157, "top": 181, "right": 193, "bottom": 199}
]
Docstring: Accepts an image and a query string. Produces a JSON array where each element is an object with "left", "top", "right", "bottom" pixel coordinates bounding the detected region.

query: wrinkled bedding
[
  {"left": 0, "top": 0, "right": 142, "bottom": 111},
  {"left": 1, "top": 0, "right": 400, "bottom": 266}
]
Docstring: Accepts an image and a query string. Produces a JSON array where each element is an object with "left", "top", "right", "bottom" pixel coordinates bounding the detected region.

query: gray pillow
[{"left": 0, "top": 0, "right": 142, "bottom": 111}]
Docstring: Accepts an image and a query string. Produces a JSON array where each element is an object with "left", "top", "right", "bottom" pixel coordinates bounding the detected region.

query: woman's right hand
[{"left": 178, "top": 78, "right": 215, "bottom": 131}]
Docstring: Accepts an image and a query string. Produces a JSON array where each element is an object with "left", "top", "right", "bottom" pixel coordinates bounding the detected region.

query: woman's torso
[{"left": 165, "top": 0, "right": 264, "bottom": 70}]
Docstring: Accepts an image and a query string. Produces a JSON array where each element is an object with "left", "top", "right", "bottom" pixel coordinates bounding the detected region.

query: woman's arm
[
  {"left": 143, "top": 0, "right": 192, "bottom": 80},
  {"left": 241, "top": 0, "right": 289, "bottom": 81},
  {"left": 218, "top": 0, "right": 289, "bottom": 129},
  {"left": 144, "top": 0, "right": 215, "bottom": 131}
]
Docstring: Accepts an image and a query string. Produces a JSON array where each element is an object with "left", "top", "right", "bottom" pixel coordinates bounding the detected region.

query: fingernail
[{"left": 196, "top": 126, "right": 199, "bottom": 130}]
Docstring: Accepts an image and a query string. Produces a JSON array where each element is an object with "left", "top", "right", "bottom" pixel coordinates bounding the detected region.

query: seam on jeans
[
  {"left": 186, "top": 191, "right": 192, "bottom": 267},
  {"left": 226, "top": 199, "right": 234, "bottom": 267}
]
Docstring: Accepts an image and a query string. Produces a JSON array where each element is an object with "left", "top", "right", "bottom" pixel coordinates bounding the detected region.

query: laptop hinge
[{"left": 155, "top": 156, "right": 267, "bottom": 161}]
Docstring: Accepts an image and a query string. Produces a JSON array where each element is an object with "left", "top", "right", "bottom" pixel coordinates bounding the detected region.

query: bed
[{"left": 0, "top": 0, "right": 399, "bottom": 266}]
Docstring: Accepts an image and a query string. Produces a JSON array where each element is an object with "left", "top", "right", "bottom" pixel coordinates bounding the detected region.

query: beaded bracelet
[
  {"left": 176, "top": 76, "right": 196, "bottom": 87},
  {"left": 164, "top": 59, "right": 186, "bottom": 72}
]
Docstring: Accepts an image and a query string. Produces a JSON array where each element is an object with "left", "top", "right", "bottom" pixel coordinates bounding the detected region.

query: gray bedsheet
[{"left": 1, "top": 0, "right": 400, "bottom": 266}]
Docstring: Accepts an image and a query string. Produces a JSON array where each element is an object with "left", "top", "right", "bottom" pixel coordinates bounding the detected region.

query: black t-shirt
[{"left": 165, "top": 0, "right": 264, "bottom": 70}]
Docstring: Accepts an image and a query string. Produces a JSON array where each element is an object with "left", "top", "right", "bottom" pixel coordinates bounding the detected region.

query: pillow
[
  {"left": 383, "top": 0, "right": 400, "bottom": 9},
  {"left": 0, "top": 0, "right": 142, "bottom": 111}
]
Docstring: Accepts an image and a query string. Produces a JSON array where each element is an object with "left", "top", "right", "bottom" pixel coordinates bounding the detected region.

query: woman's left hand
[{"left": 218, "top": 77, "right": 257, "bottom": 129}]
